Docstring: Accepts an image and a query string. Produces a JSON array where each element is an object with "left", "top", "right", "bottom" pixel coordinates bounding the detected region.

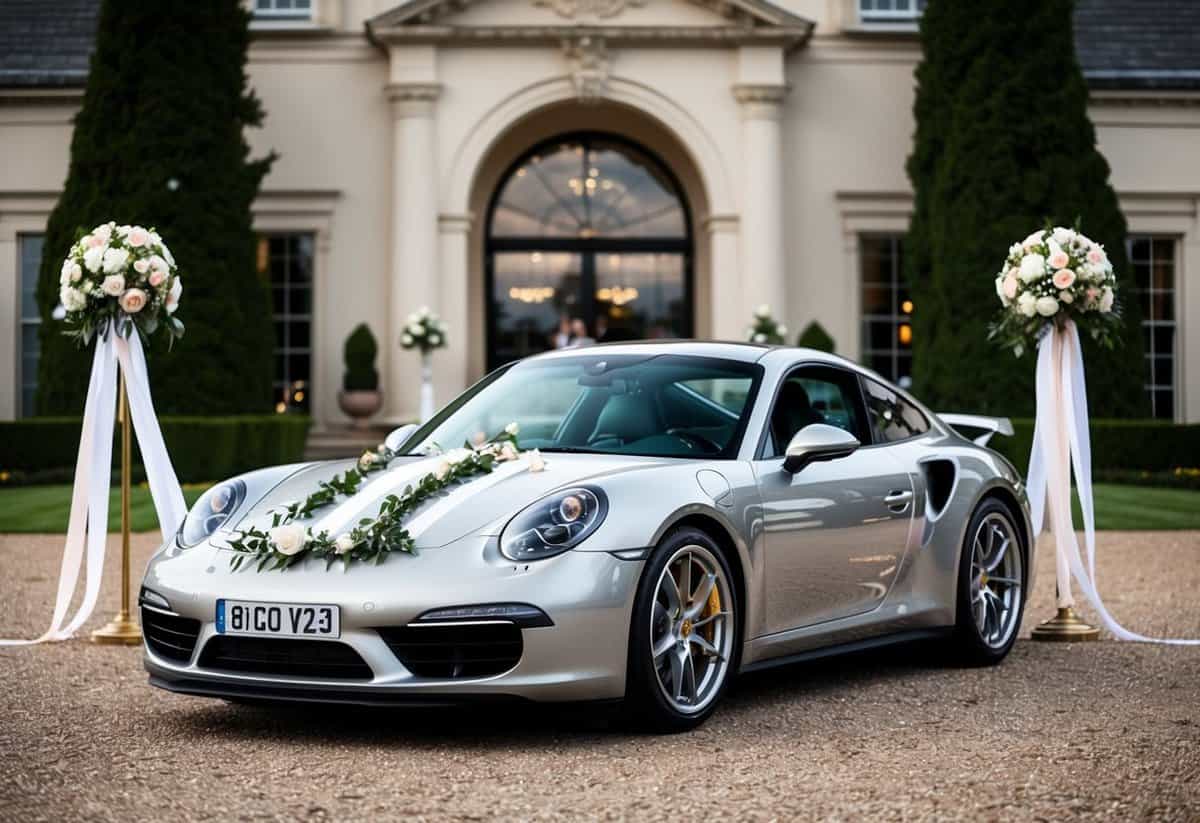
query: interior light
[
  {"left": 901, "top": 299, "right": 914, "bottom": 314},
  {"left": 898, "top": 323, "right": 913, "bottom": 345}
]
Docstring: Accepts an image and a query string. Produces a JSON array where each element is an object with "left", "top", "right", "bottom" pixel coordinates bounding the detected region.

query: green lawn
[
  {"left": 0, "top": 483, "right": 210, "bottom": 533},
  {"left": 0, "top": 481, "right": 1196, "bottom": 534}
]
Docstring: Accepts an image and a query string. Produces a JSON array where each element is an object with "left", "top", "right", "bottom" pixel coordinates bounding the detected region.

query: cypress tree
[
  {"left": 905, "top": 0, "right": 1146, "bottom": 417},
  {"left": 35, "top": 0, "right": 275, "bottom": 414}
]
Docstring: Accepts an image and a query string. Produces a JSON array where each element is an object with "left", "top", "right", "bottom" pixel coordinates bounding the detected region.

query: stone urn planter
[
  {"left": 340, "top": 323, "right": 382, "bottom": 429},
  {"left": 338, "top": 389, "right": 383, "bottom": 429}
]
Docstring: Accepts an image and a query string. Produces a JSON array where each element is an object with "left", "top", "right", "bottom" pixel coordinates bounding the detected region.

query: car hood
[{"left": 224, "top": 452, "right": 672, "bottom": 549}]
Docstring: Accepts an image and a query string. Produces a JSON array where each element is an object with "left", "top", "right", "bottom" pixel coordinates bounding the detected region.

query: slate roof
[
  {"left": 0, "top": 0, "right": 99, "bottom": 88},
  {"left": 1075, "top": 0, "right": 1200, "bottom": 90},
  {"left": 0, "top": 0, "right": 1197, "bottom": 90}
]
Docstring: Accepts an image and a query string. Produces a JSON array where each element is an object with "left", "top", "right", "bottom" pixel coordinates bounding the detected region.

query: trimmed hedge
[
  {"left": 0, "top": 416, "right": 310, "bottom": 483},
  {"left": 987, "top": 419, "right": 1200, "bottom": 476}
]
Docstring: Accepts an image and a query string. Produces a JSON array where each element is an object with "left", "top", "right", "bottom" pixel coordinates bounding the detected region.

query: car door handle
[{"left": 885, "top": 490, "right": 913, "bottom": 512}]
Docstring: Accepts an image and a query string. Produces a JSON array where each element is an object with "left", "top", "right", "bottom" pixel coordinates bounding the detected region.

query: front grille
[
  {"left": 141, "top": 607, "right": 201, "bottom": 663},
  {"left": 378, "top": 623, "right": 523, "bottom": 679},
  {"left": 198, "top": 636, "right": 373, "bottom": 680}
]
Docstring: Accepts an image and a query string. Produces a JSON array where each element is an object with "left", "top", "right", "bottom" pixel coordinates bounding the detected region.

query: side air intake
[{"left": 921, "top": 458, "right": 957, "bottom": 520}]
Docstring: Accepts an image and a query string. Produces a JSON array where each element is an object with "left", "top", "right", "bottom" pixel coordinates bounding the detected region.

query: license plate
[{"left": 216, "top": 599, "right": 340, "bottom": 639}]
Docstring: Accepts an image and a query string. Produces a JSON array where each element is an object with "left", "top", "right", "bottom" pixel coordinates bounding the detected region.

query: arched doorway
[{"left": 485, "top": 132, "right": 693, "bottom": 368}]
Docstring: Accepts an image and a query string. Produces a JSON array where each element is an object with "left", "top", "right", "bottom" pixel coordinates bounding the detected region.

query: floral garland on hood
[{"left": 228, "top": 424, "right": 543, "bottom": 572}]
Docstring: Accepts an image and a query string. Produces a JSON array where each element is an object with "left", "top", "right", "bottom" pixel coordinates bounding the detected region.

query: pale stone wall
[{"left": 1, "top": 0, "right": 1196, "bottom": 425}]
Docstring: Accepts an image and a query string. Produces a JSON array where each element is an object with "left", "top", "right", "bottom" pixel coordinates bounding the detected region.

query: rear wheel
[
  {"left": 625, "top": 527, "right": 739, "bottom": 733},
  {"left": 950, "top": 499, "right": 1026, "bottom": 665}
]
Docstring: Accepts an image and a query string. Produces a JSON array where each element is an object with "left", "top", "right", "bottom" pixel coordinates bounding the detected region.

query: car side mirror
[
  {"left": 384, "top": 423, "right": 419, "bottom": 453},
  {"left": 783, "top": 424, "right": 861, "bottom": 474}
]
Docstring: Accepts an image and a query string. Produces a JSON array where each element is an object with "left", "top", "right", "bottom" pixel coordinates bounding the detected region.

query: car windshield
[{"left": 407, "top": 354, "right": 762, "bottom": 459}]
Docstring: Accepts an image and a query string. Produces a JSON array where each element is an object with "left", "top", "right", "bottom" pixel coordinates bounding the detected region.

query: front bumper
[{"left": 141, "top": 535, "right": 645, "bottom": 704}]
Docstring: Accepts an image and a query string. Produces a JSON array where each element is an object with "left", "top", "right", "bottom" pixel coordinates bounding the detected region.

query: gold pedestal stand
[
  {"left": 91, "top": 373, "right": 141, "bottom": 645},
  {"left": 1031, "top": 606, "right": 1100, "bottom": 642}
]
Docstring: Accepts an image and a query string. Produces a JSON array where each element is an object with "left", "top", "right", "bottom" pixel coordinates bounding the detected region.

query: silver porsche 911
[{"left": 140, "top": 341, "right": 1032, "bottom": 731}]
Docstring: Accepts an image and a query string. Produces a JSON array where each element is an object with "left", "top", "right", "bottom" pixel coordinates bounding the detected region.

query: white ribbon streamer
[
  {"left": 1026, "top": 320, "right": 1198, "bottom": 644},
  {"left": 2, "top": 324, "right": 186, "bottom": 645}
]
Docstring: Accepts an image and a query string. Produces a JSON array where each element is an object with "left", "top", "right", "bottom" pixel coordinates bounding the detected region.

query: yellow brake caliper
[{"left": 700, "top": 582, "right": 721, "bottom": 650}]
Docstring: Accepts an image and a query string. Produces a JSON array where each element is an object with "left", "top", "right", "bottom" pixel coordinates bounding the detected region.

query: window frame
[
  {"left": 858, "top": 375, "right": 931, "bottom": 447},
  {"left": 755, "top": 362, "right": 872, "bottom": 460},
  {"left": 252, "top": 0, "right": 313, "bottom": 20},
  {"left": 259, "top": 232, "right": 315, "bottom": 415},
  {"left": 859, "top": 233, "right": 913, "bottom": 388},
  {"left": 17, "top": 233, "right": 45, "bottom": 418},
  {"left": 1126, "top": 234, "right": 1179, "bottom": 420},
  {"left": 857, "top": 0, "right": 925, "bottom": 25}
]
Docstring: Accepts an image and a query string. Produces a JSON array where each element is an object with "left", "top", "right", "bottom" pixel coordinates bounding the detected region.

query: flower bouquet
[
  {"left": 989, "top": 225, "right": 1118, "bottom": 357},
  {"left": 400, "top": 306, "right": 447, "bottom": 353},
  {"left": 746, "top": 304, "right": 787, "bottom": 345},
  {"left": 58, "top": 222, "right": 184, "bottom": 346}
]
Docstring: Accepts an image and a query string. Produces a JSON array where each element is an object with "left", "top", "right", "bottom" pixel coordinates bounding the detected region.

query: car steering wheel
[{"left": 668, "top": 429, "right": 722, "bottom": 453}]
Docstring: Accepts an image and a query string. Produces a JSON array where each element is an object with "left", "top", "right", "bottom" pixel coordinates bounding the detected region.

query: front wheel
[
  {"left": 625, "top": 527, "right": 739, "bottom": 732},
  {"left": 949, "top": 499, "right": 1027, "bottom": 665}
]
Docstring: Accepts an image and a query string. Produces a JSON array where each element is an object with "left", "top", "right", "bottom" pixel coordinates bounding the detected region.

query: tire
[
  {"left": 949, "top": 498, "right": 1027, "bottom": 666},
  {"left": 624, "top": 527, "right": 740, "bottom": 733}
]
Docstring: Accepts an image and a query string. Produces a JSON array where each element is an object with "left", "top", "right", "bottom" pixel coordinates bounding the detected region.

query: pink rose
[
  {"left": 149, "top": 271, "right": 166, "bottom": 287},
  {"left": 86, "top": 234, "right": 106, "bottom": 249},
  {"left": 1086, "top": 247, "right": 1105, "bottom": 265},
  {"left": 1048, "top": 250, "right": 1070, "bottom": 270},
  {"left": 119, "top": 288, "right": 148, "bottom": 314},
  {"left": 1002, "top": 273, "right": 1019, "bottom": 300},
  {"left": 1085, "top": 287, "right": 1100, "bottom": 306},
  {"left": 1052, "top": 268, "right": 1076, "bottom": 289},
  {"left": 127, "top": 228, "right": 149, "bottom": 247},
  {"left": 133, "top": 259, "right": 150, "bottom": 274}
]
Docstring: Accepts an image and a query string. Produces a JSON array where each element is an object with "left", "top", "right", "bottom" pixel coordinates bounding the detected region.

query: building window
[
  {"left": 257, "top": 234, "right": 314, "bottom": 414},
  {"left": 860, "top": 234, "right": 912, "bottom": 388},
  {"left": 18, "top": 234, "right": 44, "bottom": 417},
  {"left": 253, "top": 0, "right": 312, "bottom": 19},
  {"left": 1127, "top": 235, "right": 1177, "bottom": 420},
  {"left": 859, "top": 0, "right": 926, "bottom": 23}
]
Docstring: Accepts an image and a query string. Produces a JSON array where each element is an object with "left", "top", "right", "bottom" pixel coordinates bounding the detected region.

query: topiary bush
[
  {"left": 904, "top": 0, "right": 1145, "bottom": 417},
  {"left": 34, "top": 0, "right": 276, "bottom": 415},
  {"left": 343, "top": 324, "right": 380, "bottom": 392},
  {"left": 797, "top": 321, "right": 835, "bottom": 353}
]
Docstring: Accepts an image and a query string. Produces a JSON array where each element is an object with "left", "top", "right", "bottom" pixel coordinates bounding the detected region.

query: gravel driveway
[{"left": 2, "top": 530, "right": 1198, "bottom": 821}]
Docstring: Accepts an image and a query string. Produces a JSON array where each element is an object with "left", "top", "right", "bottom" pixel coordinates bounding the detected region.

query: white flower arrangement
[
  {"left": 57, "top": 222, "right": 183, "bottom": 346},
  {"left": 745, "top": 303, "right": 787, "bottom": 345},
  {"left": 990, "top": 225, "right": 1120, "bottom": 357},
  {"left": 399, "top": 306, "right": 447, "bottom": 354}
]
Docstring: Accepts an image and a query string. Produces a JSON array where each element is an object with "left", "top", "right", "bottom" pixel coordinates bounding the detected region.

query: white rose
[
  {"left": 407, "top": 322, "right": 422, "bottom": 336},
  {"left": 1059, "top": 290, "right": 1074, "bottom": 304},
  {"left": 1052, "top": 227, "right": 1076, "bottom": 247},
  {"left": 527, "top": 449, "right": 545, "bottom": 473},
  {"left": 358, "top": 451, "right": 378, "bottom": 471},
  {"left": 505, "top": 422, "right": 520, "bottom": 437},
  {"left": 60, "top": 286, "right": 87, "bottom": 311},
  {"left": 83, "top": 245, "right": 105, "bottom": 273},
  {"left": 334, "top": 535, "right": 356, "bottom": 555},
  {"left": 777, "top": 324, "right": 788, "bottom": 337},
  {"left": 166, "top": 277, "right": 182, "bottom": 313},
  {"left": 1018, "top": 253, "right": 1045, "bottom": 283},
  {"left": 1035, "top": 295, "right": 1059, "bottom": 317},
  {"left": 1008, "top": 242, "right": 1023, "bottom": 258},
  {"left": 101, "top": 274, "right": 125, "bottom": 296},
  {"left": 445, "top": 447, "right": 473, "bottom": 465},
  {"left": 994, "top": 275, "right": 1005, "bottom": 300},
  {"left": 1017, "top": 292, "right": 1037, "bottom": 318},
  {"left": 269, "top": 523, "right": 308, "bottom": 556},
  {"left": 1022, "top": 230, "right": 1044, "bottom": 249},
  {"left": 101, "top": 247, "right": 130, "bottom": 274},
  {"left": 755, "top": 304, "right": 770, "bottom": 318},
  {"left": 753, "top": 333, "right": 767, "bottom": 343},
  {"left": 1100, "top": 287, "right": 1114, "bottom": 313},
  {"left": 161, "top": 243, "right": 175, "bottom": 267},
  {"left": 93, "top": 223, "right": 113, "bottom": 244},
  {"left": 418, "top": 305, "right": 430, "bottom": 317},
  {"left": 134, "top": 258, "right": 150, "bottom": 275},
  {"left": 148, "top": 254, "right": 168, "bottom": 273},
  {"left": 434, "top": 460, "right": 451, "bottom": 481},
  {"left": 428, "top": 334, "right": 441, "bottom": 346},
  {"left": 401, "top": 334, "right": 414, "bottom": 346}
]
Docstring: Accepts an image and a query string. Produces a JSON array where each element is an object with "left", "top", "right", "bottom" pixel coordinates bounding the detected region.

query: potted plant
[{"left": 338, "top": 323, "right": 383, "bottom": 428}]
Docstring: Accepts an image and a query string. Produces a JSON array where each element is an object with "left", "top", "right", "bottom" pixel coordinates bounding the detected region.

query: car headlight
[
  {"left": 179, "top": 479, "right": 247, "bottom": 548},
  {"left": 500, "top": 487, "right": 608, "bottom": 561}
]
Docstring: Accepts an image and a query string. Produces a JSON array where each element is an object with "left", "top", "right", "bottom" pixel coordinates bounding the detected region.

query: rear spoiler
[{"left": 938, "top": 413, "right": 1014, "bottom": 446}]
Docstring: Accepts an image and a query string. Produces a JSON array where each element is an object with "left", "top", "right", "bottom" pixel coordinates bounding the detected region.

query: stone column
[
  {"left": 384, "top": 80, "right": 441, "bottom": 423},
  {"left": 437, "top": 213, "right": 472, "bottom": 408},
  {"left": 706, "top": 215, "right": 742, "bottom": 339},
  {"left": 734, "top": 82, "right": 789, "bottom": 329}
]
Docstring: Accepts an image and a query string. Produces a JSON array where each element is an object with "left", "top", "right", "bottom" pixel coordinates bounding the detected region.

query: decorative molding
[
  {"left": 385, "top": 82, "right": 443, "bottom": 102},
  {"left": 562, "top": 36, "right": 611, "bottom": 103},
  {"left": 438, "top": 213, "right": 475, "bottom": 234},
  {"left": 733, "top": 83, "right": 788, "bottom": 105},
  {"left": 535, "top": 0, "right": 645, "bottom": 20}
]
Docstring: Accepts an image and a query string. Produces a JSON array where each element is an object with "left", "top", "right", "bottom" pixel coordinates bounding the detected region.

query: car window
[
  {"left": 862, "top": 378, "right": 929, "bottom": 444},
  {"left": 764, "top": 366, "right": 867, "bottom": 458}
]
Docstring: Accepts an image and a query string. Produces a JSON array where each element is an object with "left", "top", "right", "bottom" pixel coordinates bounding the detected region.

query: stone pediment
[{"left": 366, "top": 0, "right": 814, "bottom": 49}]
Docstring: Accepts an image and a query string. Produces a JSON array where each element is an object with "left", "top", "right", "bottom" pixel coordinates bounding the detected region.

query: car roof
[{"left": 525, "top": 339, "right": 853, "bottom": 366}]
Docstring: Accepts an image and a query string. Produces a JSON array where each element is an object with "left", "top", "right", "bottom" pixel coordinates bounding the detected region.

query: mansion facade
[{"left": 1, "top": 0, "right": 1198, "bottom": 426}]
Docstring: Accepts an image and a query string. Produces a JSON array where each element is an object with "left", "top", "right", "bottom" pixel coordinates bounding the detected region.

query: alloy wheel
[{"left": 969, "top": 512, "right": 1023, "bottom": 649}]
